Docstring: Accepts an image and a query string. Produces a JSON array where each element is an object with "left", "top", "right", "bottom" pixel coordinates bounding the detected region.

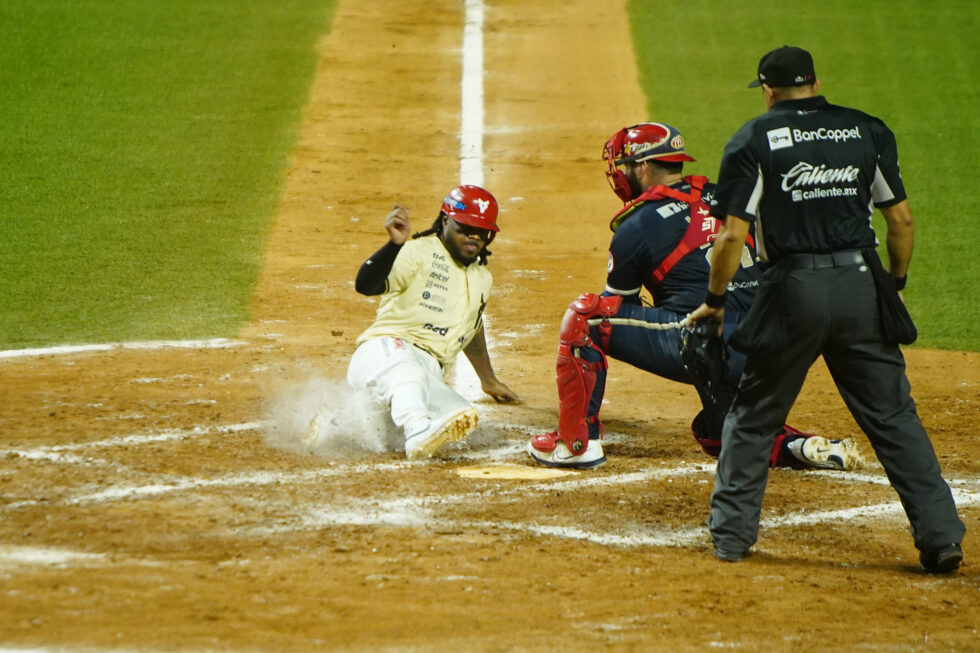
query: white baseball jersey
[{"left": 356, "top": 235, "right": 492, "bottom": 368}]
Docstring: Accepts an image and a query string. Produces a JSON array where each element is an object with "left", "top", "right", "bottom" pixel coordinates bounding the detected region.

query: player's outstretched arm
[{"left": 463, "top": 327, "right": 521, "bottom": 404}]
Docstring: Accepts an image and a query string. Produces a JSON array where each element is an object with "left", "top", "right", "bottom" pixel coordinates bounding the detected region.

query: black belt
[{"left": 779, "top": 250, "right": 865, "bottom": 270}]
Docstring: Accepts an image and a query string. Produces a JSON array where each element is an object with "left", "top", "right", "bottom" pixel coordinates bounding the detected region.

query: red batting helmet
[
  {"left": 441, "top": 185, "right": 499, "bottom": 237},
  {"left": 602, "top": 123, "right": 696, "bottom": 201}
]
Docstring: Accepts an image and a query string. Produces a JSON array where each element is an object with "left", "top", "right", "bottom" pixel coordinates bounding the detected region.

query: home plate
[{"left": 456, "top": 464, "right": 576, "bottom": 480}]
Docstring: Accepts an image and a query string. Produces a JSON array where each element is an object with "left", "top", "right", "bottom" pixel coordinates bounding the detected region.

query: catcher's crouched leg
[
  {"left": 528, "top": 293, "right": 620, "bottom": 469},
  {"left": 690, "top": 417, "right": 865, "bottom": 471},
  {"left": 779, "top": 426, "right": 865, "bottom": 471},
  {"left": 527, "top": 345, "right": 607, "bottom": 469}
]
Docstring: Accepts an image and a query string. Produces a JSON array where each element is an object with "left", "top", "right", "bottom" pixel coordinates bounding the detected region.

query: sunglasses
[{"left": 448, "top": 219, "right": 492, "bottom": 242}]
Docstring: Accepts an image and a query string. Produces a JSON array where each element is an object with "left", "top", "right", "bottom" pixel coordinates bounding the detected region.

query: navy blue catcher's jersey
[{"left": 605, "top": 180, "right": 761, "bottom": 315}]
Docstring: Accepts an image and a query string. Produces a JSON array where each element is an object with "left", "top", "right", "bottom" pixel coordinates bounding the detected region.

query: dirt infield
[{"left": 1, "top": 1, "right": 977, "bottom": 651}]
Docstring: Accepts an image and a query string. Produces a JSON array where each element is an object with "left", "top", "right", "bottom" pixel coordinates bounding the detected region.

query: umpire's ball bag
[{"left": 861, "top": 248, "right": 917, "bottom": 345}]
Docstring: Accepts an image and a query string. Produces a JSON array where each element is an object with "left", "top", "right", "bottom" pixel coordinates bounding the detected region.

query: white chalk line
[
  {"left": 11, "top": 436, "right": 972, "bottom": 555},
  {"left": 477, "top": 520, "right": 706, "bottom": 549},
  {"left": 1, "top": 421, "right": 266, "bottom": 456},
  {"left": 1, "top": 460, "right": 413, "bottom": 511},
  {"left": 459, "top": 0, "right": 484, "bottom": 187},
  {"left": 6, "top": 416, "right": 979, "bottom": 505},
  {"left": 0, "top": 544, "right": 175, "bottom": 580},
  {"left": 5, "top": 414, "right": 977, "bottom": 579},
  {"left": 0, "top": 422, "right": 980, "bottom": 564},
  {"left": 0, "top": 337, "right": 245, "bottom": 361},
  {"left": 0, "top": 545, "right": 105, "bottom": 566},
  {"left": 240, "top": 485, "right": 980, "bottom": 551}
]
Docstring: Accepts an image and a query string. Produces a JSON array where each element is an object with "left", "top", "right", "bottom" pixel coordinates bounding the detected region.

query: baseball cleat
[
  {"left": 404, "top": 407, "right": 478, "bottom": 460},
  {"left": 302, "top": 411, "right": 326, "bottom": 448},
  {"left": 527, "top": 431, "right": 606, "bottom": 469},
  {"left": 787, "top": 436, "right": 864, "bottom": 471}
]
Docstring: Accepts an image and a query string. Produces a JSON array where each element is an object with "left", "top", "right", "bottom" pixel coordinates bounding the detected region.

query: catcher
[
  {"left": 527, "top": 122, "right": 863, "bottom": 470},
  {"left": 309, "top": 185, "right": 520, "bottom": 459}
]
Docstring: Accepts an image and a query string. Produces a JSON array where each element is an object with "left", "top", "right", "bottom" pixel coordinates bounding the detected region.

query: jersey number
[{"left": 704, "top": 244, "right": 755, "bottom": 269}]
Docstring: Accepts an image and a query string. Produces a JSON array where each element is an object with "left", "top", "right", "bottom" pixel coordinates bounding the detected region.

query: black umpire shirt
[{"left": 709, "top": 95, "right": 907, "bottom": 263}]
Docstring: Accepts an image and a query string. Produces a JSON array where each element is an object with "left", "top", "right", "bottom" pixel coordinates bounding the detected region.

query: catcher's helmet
[
  {"left": 602, "top": 123, "right": 696, "bottom": 201},
  {"left": 441, "top": 185, "right": 499, "bottom": 239}
]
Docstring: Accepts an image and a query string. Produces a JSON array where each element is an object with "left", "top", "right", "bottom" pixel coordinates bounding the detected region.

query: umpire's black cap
[{"left": 749, "top": 46, "right": 816, "bottom": 88}]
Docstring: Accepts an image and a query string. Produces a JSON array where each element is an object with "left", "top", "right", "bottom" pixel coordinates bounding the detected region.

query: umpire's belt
[{"left": 780, "top": 249, "right": 864, "bottom": 270}]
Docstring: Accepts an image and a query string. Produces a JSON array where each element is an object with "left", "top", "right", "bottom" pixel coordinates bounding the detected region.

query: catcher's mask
[
  {"left": 602, "top": 122, "right": 696, "bottom": 202},
  {"left": 441, "top": 185, "right": 499, "bottom": 244}
]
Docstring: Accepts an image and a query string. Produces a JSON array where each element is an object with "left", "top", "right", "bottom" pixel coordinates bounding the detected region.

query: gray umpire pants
[{"left": 708, "top": 254, "right": 965, "bottom": 554}]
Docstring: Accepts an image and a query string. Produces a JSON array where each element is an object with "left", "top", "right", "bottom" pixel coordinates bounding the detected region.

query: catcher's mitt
[{"left": 680, "top": 320, "right": 735, "bottom": 403}]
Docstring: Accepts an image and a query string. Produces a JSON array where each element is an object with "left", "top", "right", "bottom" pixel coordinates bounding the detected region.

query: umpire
[{"left": 689, "top": 46, "right": 965, "bottom": 572}]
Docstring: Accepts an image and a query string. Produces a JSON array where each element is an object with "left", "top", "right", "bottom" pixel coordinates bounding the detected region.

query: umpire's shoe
[
  {"left": 527, "top": 432, "right": 606, "bottom": 469},
  {"left": 714, "top": 547, "right": 747, "bottom": 563},
  {"left": 920, "top": 543, "right": 963, "bottom": 574}
]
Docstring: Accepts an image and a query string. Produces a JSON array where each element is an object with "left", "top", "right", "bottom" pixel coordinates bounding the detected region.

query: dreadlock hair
[{"left": 413, "top": 212, "right": 492, "bottom": 265}]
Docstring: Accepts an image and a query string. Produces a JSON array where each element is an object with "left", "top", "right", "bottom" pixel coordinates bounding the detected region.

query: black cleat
[
  {"left": 920, "top": 543, "right": 963, "bottom": 573},
  {"left": 714, "top": 547, "right": 746, "bottom": 562}
]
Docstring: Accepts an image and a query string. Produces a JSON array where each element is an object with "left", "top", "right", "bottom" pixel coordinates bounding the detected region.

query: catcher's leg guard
[
  {"left": 528, "top": 341, "right": 607, "bottom": 466},
  {"left": 528, "top": 293, "right": 621, "bottom": 468}
]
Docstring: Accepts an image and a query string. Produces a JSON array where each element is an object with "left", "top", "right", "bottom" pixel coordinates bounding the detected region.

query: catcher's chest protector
[{"left": 646, "top": 176, "right": 714, "bottom": 283}]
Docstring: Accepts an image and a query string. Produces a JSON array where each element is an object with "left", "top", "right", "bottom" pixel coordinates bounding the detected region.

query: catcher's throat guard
[
  {"left": 603, "top": 133, "right": 634, "bottom": 202},
  {"left": 553, "top": 293, "right": 623, "bottom": 454}
]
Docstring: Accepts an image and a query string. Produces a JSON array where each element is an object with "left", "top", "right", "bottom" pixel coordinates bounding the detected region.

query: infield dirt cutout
[{"left": 1, "top": 1, "right": 978, "bottom": 651}]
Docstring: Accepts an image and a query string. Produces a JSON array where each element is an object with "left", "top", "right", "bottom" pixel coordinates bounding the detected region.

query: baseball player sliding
[
  {"left": 527, "top": 122, "right": 862, "bottom": 471},
  {"left": 310, "top": 185, "right": 520, "bottom": 459}
]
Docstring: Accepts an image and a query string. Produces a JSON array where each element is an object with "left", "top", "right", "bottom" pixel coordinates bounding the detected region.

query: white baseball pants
[{"left": 347, "top": 337, "right": 470, "bottom": 440}]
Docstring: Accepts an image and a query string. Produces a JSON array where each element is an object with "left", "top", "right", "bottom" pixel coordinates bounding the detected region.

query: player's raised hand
[{"left": 385, "top": 203, "right": 411, "bottom": 245}]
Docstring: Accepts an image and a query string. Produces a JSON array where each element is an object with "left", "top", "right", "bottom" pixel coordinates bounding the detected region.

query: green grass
[
  {"left": 2, "top": 2, "right": 974, "bottom": 352},
  {"left": 628, "top": 0, "right": 978, "bottom": 351},
  {"left": 0, "top": 0, "right": 337, "bottom": 349}
]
